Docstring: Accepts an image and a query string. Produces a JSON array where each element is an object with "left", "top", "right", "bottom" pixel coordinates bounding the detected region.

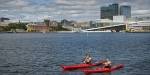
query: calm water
[{"left": 0, "top": 32, "right": 150, "bottom": 75}]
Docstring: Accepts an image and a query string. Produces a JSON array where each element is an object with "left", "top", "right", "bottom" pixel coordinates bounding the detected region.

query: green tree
[{"left": 8, "top": 23, "right": 27, "bottom": 30}]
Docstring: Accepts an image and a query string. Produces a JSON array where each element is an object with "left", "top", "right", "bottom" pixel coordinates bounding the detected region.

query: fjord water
[{"left": 0, "top": 33, "right": 150, "bottom": 75}]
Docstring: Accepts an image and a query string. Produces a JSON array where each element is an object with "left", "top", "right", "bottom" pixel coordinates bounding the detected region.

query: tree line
[{"left": 0, "top": 23, "right": 27, "bottom": 32}]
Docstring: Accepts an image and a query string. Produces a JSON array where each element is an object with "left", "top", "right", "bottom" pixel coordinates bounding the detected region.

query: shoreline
[{"left": 0, "top": 31, "right": 150, "bottom": 33}]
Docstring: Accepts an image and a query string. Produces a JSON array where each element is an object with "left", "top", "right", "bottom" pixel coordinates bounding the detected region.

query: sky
[{"left": 0, "top": 0, "right": 150, "bottom": 22}]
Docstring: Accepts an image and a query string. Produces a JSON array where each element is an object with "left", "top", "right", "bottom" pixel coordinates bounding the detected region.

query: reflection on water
[
  {"left": 0, "top": 33, "right": 150, "bottom": 75},
  {"left": 102, "top": 73, "right": 111, "bottom": 75}
]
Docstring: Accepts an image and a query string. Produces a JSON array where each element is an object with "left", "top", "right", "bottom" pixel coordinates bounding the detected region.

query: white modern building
[
  {"left": 113, "top": 15, "right": 126, "bottom": 23},
  {"left": 127, "top": 21, "right": 150, "bottom": 32}
]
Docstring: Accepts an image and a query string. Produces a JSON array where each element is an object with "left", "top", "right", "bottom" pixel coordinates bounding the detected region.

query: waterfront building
[
  {"left": 49, "top": 21, "right": 60, "bottom": 31},
  {"left": 101, "top": 6, "right": 111, "bottom": 19},
  {"left": 110, "top": 3, "right": 119, "bottom": 17},
  {"left": 113, "top": 15, "right": 126, "bottom": 23},
  {"left": 99, "top": 19, "right": 113, "bottom": 27},
  {"left": 75, "top": 22, "right": 90, "bottom": 29},
  {"left": 100, "top": 19, "right": 113, "bottom": 23},
  {"left": 101, "top": 3, "right": 131, "bottom": 20},
  {"left": 101, "top": 3, "right": 119, "bottom": 20},
  {"left": 120, "top": 5, "right": 131, "bottom": 18},
  {"left": 48, "top": 21, "right": 59, "bottom": 27},
  {"left": 127, "top": 21, "right": 150, "bottom": 32},
  {"left": 26, "top": 23, "right": 49, "bottom": 32}
]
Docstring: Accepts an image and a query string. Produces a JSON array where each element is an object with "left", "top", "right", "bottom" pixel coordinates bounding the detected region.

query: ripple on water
[{"left": 0, "top": 33, "right": 149, "bottom": 75}]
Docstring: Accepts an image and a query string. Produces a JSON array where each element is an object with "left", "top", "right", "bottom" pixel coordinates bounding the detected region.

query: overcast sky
[{"left": 0, "top": 0, "right": 150, "bottom": 22}]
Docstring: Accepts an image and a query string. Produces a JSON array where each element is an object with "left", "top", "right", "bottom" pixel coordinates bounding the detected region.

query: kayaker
[
  {"left": 83, "top": 54, "right": 92, "bottom": 64},
  {"left": 103, "top": 59, "right": 111, "bottom": 69}
]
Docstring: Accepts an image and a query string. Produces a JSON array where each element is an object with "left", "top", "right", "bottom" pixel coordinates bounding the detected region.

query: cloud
[
  {"left": 132, "top": 10, "right": 150, "bottom": 17},
  {"left": 0, "top": 0, "right": 29, "bottom": 10},
  {"left": 56, "top": 0, "right": 96, "bottom": 5},
  {"left": 0, "top": 0, "right": 150, "bottom": 22},
  {"left": 7, "top": 0, "right": 28, "bottom": 7}
]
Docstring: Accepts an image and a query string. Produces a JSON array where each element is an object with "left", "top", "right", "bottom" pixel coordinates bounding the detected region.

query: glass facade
[
  {"left": 101, "top": 4, "right": 131, "bottom": 20},
  {"left": 101, "top": 3, "right": 119, "bottom": 20},
  {"left": 101, "top": 6, "right": 112, "bottom": 19},
  {"left": 120, "top": 5, "right": 131, "bottom": 18}
]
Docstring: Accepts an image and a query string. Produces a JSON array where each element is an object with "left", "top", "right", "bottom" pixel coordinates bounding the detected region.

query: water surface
[{"left": 0, "top": 33, "right": 150, "bottom": 75}]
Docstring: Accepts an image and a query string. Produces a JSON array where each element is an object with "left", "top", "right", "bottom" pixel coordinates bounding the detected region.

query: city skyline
[{"left": 0, "top": 0, "right": 150, "bottom": 22}]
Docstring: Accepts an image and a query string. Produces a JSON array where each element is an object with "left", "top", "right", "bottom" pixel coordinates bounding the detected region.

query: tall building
[
  {"left": 101, "top": 3, "right": 119, "bottom": 20},
  {"left": 100, "top": 3, "right": 131, "bottom": 20},
  {"left": 110, "top": 3, "right": 119, "bottom": 16},
  {"left": 101, "top": 6, "right": 111, "bottom": 20},
  {"left": 120, "top": 5, "right": 131, "bottom": 18}
]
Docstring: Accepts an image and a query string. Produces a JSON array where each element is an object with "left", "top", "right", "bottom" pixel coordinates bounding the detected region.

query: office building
[
  {"left": 120, "top": 5, "right": 131, "bottom": 18},
  {"left": 101, "top": 3, "right": 119, "bottom": 20},
  {"left": 101, "top": 3, "right": 131, "bottom": 20}
]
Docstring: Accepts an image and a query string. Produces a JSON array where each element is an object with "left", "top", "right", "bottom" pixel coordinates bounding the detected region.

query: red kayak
[
  {"left": 61, "top": 60, "right": 106, "bottom": 71},
  {"left": 83, "top": 64, "right": 124, "bottom": 74}
]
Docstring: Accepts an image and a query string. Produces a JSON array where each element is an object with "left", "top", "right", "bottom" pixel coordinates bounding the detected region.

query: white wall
[{"left": 113, "top": 15, "right": 126, "bottom": 23}]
